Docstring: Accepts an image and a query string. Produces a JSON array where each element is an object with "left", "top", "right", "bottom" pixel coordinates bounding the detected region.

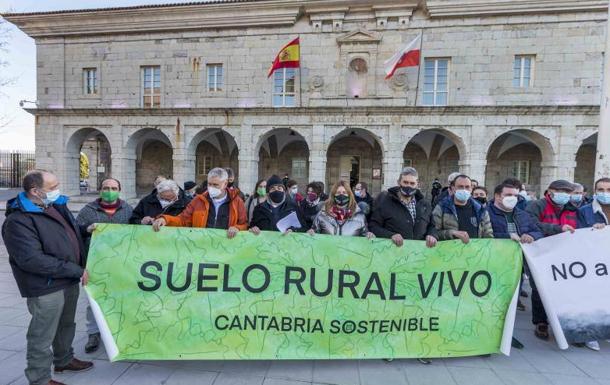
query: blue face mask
[
  {"left": 41, "top": 189, "right": 61, "bottom": 205},
  {"left": 570, "top": 194, "right": 583, "bottom": 203},
  {"left": 454, "top": 189, "right": 471, "bottom": 202},
  {"left": 551, "top": 192, "right": 570, "bottom": 206},
  {"left": 596, "top": 192, "right": 610, "bottom": 205}
]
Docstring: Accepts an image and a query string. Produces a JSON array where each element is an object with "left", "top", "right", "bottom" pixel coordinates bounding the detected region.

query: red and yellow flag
[{"left": 267, "top": 37, "right": 300, "bottom": 77}]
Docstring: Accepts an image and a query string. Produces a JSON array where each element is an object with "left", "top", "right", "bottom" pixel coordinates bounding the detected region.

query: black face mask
[
  {"left": 400, "top": 186, "right": 417, "bottom": 197},
  {"left": 269, "top": 190, "right": 285, "bottom": 204},
  {"left": 474, "top": 197, "right": 487, "bottom": 205},
  {"left": 334, "top": 194, "right": 350, "bottom": 207}
]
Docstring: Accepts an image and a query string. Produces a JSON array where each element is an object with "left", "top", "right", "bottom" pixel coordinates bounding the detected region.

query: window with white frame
[
  {"left": 423, "top": 58, "right": 449, "bottom": 106},
  {"left": 207, "top": 64, "right": 223, "bottom": 92},
  {"left": 273, "top": 68, "right": 296, "bottom": 107},
  {"left": 141, "top": 66, "right": 161, "bottom": 108},
  {"left": 513, "top": 55, "right": 535, "bottom": 88},
  {"left": 197, "top": 156, "right": 212, "bottom": 176},
  {"left": 83, "top": 68, "right": 98, "bottom": 95},
  {"left": 512, "top": 160, "right": 531, "bottom": 184},
  {"left": 291, "top": 158, "right": 307, "bottom": 179}
]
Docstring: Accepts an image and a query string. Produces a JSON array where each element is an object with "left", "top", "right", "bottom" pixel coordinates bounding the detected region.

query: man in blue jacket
[
  {"left": 578, "top": 177, "right": 610, "bottom": 229},
  {"left": 487, "top": 183, "right": 543, "bottom": 349},
  {"left": 2, "top": 170, "right": 93, "bottom": 385}
]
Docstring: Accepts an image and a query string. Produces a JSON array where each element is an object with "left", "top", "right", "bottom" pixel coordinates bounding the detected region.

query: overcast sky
[{"left": 0, "top": 0, "right": 198, "bottom": 151}]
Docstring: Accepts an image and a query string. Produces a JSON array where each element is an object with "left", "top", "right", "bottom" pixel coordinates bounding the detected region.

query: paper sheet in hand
[{"left": 276, "top": 211, "right": 302, "bottom": 232}]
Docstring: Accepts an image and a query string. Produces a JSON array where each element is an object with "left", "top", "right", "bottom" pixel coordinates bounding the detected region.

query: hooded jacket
[{"left": 3, "top": 193, "right": 86, "bottom": 298}]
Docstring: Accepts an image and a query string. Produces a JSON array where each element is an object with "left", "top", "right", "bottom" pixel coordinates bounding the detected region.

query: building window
[
  {"left": 197, "top": 156, "right": 213, "bottom": 176},
  {"left": 273, "top": 68, "right": 296, "bottom": 107},
  {"left": 207, "top": 64, "right": 223, "bottom": 92},
  {"left": 141, "top": 66, "right": 161, "bottom": 108},
  {"left": 512, "top": 160, "right": 531, "bottom": 184},
  {"left": 291, "top": 158, "right": 307, "bottom": 179},
  {"left": 513, "top": 55, "right": 534, "bottom": 88},
  {"left": 423, "top": 58, "right": 449, "bottom": 106},
  {"left": 83, "top": 68, "right": 97, "bottom": 95}
]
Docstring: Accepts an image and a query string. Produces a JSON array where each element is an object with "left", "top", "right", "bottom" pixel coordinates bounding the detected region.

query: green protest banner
[{"left": 85, "top": 224, "right": 522, "bottom": 361}]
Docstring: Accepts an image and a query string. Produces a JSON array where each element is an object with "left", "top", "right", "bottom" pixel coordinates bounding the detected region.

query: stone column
[
  {"left": 238, "top": 124, "right": 258, "bottom": 194},
  {"left": 172, "top": 148, "right": 191, "bottom": 188},
  {"left": 382, "top": 125, "right": 404, "bottom": 190},
  {"left": 308, "top": 125, "right": 327, "bottom": 184},
  {"left": 459, "top": 125, "right": 488, "bottom": 185},
  {"left": 111, "top": 126, "right": 138, "bottom": 199},
  {"left": 555, "top": 125, "right": 578, "bottom": 183},
  {"left": 597, "top": 2, "right": 610, "bottom": 179},
  {"left": 540, "top": 162, "right": 558, "bottom": 196}
]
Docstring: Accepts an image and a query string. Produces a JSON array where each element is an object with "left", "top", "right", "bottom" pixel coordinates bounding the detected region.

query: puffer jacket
[
  {"left": 432, "top": 195, "right": 494, "bottom": 240},
  {"left": 311, "top": 206, "right": 368, "bottom": 236}
]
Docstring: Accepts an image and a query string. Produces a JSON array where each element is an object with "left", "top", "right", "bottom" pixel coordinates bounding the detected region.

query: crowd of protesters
[{"left": 2, "top": 165, "right": 609, "bottom": 385}]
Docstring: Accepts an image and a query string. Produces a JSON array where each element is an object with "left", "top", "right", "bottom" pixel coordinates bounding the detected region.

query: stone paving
[{"left": 1, "top": 215, "right": 610, "bottom": 385}]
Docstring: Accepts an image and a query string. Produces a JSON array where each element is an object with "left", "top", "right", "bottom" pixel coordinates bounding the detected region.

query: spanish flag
[{"left": 267, "top": 37, "right": 300, "bottom": 77}]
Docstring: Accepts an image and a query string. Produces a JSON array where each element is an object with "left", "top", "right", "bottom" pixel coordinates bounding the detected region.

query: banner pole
[{"left": 413, "top": 30, "right": 424, "bottom": 107}]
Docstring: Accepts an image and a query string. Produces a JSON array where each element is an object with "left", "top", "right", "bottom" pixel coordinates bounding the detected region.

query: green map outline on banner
[{"left": 85, "top": 224, "right": 522, "bottom": 361}]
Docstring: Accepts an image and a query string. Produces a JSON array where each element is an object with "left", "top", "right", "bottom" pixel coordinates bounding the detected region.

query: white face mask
[
  {"left": 290, "top": 187, "right": 298, "bottom": 196},
  {"left": 208, "top": 186, "right": 223, "bottom": 199},
  {"left": 502, "top": 196, "right": 519, "bottom": 210},
  {"left": 158, "top": 199, "right": 173, "bottom": 208},
  {"left": 40, "top": 189, "right": 61, "bottom": 205}
]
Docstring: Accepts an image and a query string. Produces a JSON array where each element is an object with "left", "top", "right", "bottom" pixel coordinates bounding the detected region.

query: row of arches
[{"left": 71, "top": 126, "right": 598, "bottom": 197}]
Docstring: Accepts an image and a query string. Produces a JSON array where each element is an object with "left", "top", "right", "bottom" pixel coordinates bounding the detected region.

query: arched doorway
[
  {"left": 188, "top": 129, "right": 239, "bottom": 185},
  {"left": 258, "top": 129, "right": 309, "bottom": 190},
  {"left": 66, "top": 128, "right": 112, "bottom": 196},
  {"left": 403, "top": 129, "right": 462, "bottom": 197},
  {"left": 575, "top": 133, "right": 597, "bottom": 190},
  {"left": 126, "top": 128, "right": 173, "bottom": 196},
  {"left": 485, "top": 130, "right": 553, "bottom": 194},
  {"left": 326, "top": 128, "right": 383, "bottom": 194}
]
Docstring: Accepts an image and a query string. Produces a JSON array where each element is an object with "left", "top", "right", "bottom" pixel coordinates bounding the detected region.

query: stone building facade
[{"left": 3, "top": 0, "right": 605, "bottom": 198}]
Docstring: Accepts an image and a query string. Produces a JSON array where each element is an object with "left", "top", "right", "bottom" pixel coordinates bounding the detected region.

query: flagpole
[
  {"left": 413, "top": 30, "right": 425, "bottom": 107},
  {"left": 299, "top": 35, "right": 303, "bottom": 108}
]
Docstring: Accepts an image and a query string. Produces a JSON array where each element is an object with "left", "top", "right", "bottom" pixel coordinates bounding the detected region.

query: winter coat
[
  {"left": 432, "top": 196, "right": 494, "bottom": 240},
  {"left": 3, "top": 193, "right": 86, "bottom": 298}
]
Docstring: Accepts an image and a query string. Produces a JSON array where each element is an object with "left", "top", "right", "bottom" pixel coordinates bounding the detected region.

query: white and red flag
[{"left": 384, "top": 34, "right": 422, "bottom": 80}]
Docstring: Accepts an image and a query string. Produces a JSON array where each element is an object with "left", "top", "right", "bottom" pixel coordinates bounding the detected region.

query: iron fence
[{"left": 0, "top": 151, "right": 36, "bottom": 188}]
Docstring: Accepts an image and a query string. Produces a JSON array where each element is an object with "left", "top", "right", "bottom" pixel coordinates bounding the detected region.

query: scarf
[
  {"left": 98, "top": 198, "right": 121, "bottom": 217},
  {"left": 330, "top": 206, "right": 352, "bottom": 224},
  {"left": 540, "top": 195, "right": 577, "bottom": 228}
]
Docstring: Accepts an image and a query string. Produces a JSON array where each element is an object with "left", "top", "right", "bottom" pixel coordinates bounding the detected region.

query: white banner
[{"left": 522, "top": 227, "right": 610, "bottom": 349}]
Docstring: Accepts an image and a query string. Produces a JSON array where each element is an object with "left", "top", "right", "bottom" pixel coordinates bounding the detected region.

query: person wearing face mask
[
  {"left": 152, "top": 168, "right": 247, "bottom": 237},
  {"left": 353, "top": 181, "right": 374, "bottom": 218},
  {"left": 526, "top": 180, "right": 577, "bottom": 237},
  {"left": 250, "top": 175, "right": 305, "bottom": 234},
  {"left": 298, "top": 182, "right": 324, "bottom": 229},
  {"left": 487, "top": 183, "right": 543, "bottom": 350},
  {"left": 501, "top": 178, "right": 530, "bottom": 211},
  {"left": 578, "top": 177, "right": 610, "bottom": 230},
  {"left": 307, "top": 180, "right": 374, "bottom": 238},
  {"left": 369, "top": 167, "right": 438, "bottom": 248},
  {"left": 183, "top": 181, "right": 198, "bottom": 203},
  {"left": 570, "top": 182, "right": 586, "bottom": 208},
  {"left": 432, "top": 171, "right": 461, "bottom": 207},
  {"left": 129, "top": 179, "right": 187, "bottom": 225},
  {"left": 472, "top": 186, "right": 488, "bottom": 208},
  {"left": 286, "top": 179, "right": 304, "bottom": 204},
  {"left": 3, "top": 170, "right": 94, "bottom": 385},
  {"left": 225, "top": 167, "right": 245, "bottom": 201},
  {"left": 245, "top": 179, "right": 268, "bottom": 224},
  {"left": 432, "top": 174, "right": 494, "bottom": 243},
  {"left": 525, "top": 179, "right": 577, "bottom": 340},
  {"left": 76, "top": 178, "right": 133, "bottom": 354}
]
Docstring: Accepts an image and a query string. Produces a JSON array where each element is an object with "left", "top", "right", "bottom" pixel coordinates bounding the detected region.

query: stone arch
[
  {"left": 126, "top": 128, "right": 174, "bottom": 196},
  {"left": 575, "top": 133, "right": 597, "bottom": 190},
  {"left": 65, "top": 127, "right": 112, "bottom": 196},
  {"left": 257, "top": 128, "right": 310, "bottom": 190},
  {"left": 403, "top": 129, "right": 463, "bottom": 197},
  {"left": 187, "top": 128, "right": 239, "bottom": 184},
  {"left": 485, "top": 129, "right": 555, "bottom": 194},
  {"left": 326, "top": 127, "right": 384, "bottom": 194}
]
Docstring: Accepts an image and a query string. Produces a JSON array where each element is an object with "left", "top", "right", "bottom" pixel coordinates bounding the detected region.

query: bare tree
[{"left": 0, "top": 17, "right": 17, "bottom": 128}]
